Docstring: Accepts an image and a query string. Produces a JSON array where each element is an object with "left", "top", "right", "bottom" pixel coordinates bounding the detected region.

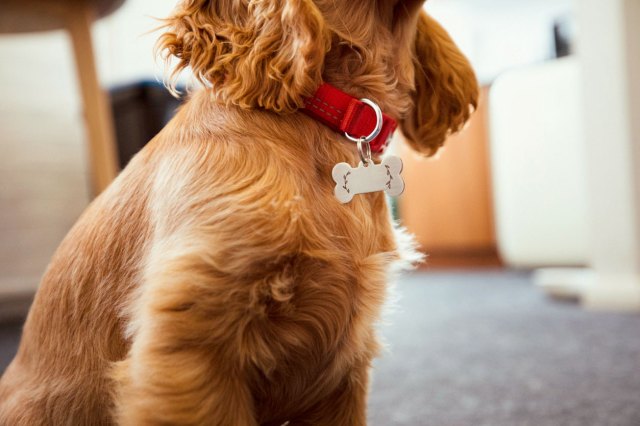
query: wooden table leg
[{"left": 65, "top": 5, "right": 118, "bottom": 196}]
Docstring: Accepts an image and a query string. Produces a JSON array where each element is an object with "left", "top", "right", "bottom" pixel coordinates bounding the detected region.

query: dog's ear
[
  {"left": 400, "top": 11, "right": 479, "bottom": 156},
  {"left": 158, "top": 0, "right": 330, "bottom": 113}
]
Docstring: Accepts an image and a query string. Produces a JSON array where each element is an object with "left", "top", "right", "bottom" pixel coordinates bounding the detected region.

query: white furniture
[{"left": 488, "top": 58, "right": 589, "bottom": 268}]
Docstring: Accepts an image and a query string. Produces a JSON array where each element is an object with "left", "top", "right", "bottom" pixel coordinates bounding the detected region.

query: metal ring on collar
[
  {"left": 357, "top": 138, "right": 372, "bottom": 166},
  {"left": 344, "top": 98, "right": 383, "bottom": 143}
]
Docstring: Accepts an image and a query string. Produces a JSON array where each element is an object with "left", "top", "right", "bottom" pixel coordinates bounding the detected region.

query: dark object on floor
[
  {"left": 2, "top": 271, "right": 639, "bottom": 425},
  {"left": 110, "top": 81, "right": 184, "bottom": 168}
]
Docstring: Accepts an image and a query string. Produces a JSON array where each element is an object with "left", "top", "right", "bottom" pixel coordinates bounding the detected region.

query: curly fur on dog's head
[
  {"left": 158, "top": 0, "right": 331, "bottom": 112},
  {"left": 158, "top": 0, "right": 478, "bottom": 152}
]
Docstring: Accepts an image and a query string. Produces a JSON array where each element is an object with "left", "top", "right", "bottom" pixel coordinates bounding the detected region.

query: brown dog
[{"left": 0, "top": 0, "right": 477, "bottom": 424}]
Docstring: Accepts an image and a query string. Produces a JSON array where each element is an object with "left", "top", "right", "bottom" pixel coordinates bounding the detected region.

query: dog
[{"left": 0, "top": 0, "right": 477, "bottom": 424}]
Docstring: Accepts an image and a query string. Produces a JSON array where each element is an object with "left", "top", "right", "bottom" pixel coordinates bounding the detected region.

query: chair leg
[{"left": 65, "top": 5, "right": 118, "bottom": 196}]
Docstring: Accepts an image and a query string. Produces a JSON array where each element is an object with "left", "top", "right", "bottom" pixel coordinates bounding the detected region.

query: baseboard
[
  {"left": 421, "top": 248, "right": 503, "bottom": 269},
  {"left": 582, "top": 273, "right": 640, "bottom": 312},
  {"left": 536, "top": 267, "right": 640, "bottom": 312},
  {"left": 534, "top": 268, "right": 593, "bottom": 301}
]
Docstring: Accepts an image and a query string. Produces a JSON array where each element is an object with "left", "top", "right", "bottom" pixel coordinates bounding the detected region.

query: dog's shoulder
[{"left": 141, "top": 92, "right": 329, "bottom": 232}]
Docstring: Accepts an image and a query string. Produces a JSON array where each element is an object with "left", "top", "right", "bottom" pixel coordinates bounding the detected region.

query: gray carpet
[
  {"left": 1, "top": 271, "right": 639, "bottom": 426},
  {"left": 369, "top": 271, "right": 640, "bottom": 426}
]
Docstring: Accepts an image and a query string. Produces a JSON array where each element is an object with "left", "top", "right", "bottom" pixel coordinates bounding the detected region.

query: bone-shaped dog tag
[{"left": 332, "top": 156, "right": 405, "bottom": 204}]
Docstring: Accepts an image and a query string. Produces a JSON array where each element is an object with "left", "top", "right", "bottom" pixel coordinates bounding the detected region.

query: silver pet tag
[
  {"left": 333, "top": 98, "right": 404, "bottom": 203},
  {"left": 332, "top": 155, "right": 405, "bottom": 204}
]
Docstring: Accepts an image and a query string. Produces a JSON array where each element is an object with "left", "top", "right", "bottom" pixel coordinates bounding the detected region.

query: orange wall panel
[{"left": 397, "top": 87, "right": 495, "bottom": 253}]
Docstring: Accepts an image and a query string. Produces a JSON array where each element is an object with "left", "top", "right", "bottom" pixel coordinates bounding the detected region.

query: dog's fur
[{"left": 0, "top": 1, "right": 477, "bottom": 424}]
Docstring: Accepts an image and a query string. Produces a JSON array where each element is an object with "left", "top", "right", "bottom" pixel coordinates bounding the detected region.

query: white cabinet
[{"left": 489, "top": 58, "right": 589, "bottom": 267}]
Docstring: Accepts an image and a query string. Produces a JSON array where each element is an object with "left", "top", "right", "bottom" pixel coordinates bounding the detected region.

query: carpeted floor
[{"left": 1, "top": 271, "right": 639, "bottom": 426}]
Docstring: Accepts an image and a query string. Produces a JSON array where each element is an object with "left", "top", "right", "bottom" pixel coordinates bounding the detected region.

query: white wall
[
  {"left": 427, "top": 0, "right": 572, "bottom": 84},
  {"left": 93, "top": 0, "right": 178, "bottom": 85}
]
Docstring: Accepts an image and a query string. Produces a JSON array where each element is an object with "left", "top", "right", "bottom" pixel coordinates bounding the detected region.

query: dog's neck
[
  {"left": 320, "top": 50, "right": 412, "bottom": 123},
  {"left": 313, "top": 3, "right": 417, "bottom": 122}
]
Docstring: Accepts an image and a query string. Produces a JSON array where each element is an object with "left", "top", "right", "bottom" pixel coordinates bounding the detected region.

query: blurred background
[{"left": 1, "top": 0, "right": 639, "bottom": 425}]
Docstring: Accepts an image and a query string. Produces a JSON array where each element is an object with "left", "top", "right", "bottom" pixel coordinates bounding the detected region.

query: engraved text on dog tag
[{"left": 332, "top": 156, "right": 405, "bottom": 203}]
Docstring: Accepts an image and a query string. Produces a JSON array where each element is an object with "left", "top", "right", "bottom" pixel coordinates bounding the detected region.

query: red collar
[{"left": 302, "top": 83, "right": 397, "bottom": 154}]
